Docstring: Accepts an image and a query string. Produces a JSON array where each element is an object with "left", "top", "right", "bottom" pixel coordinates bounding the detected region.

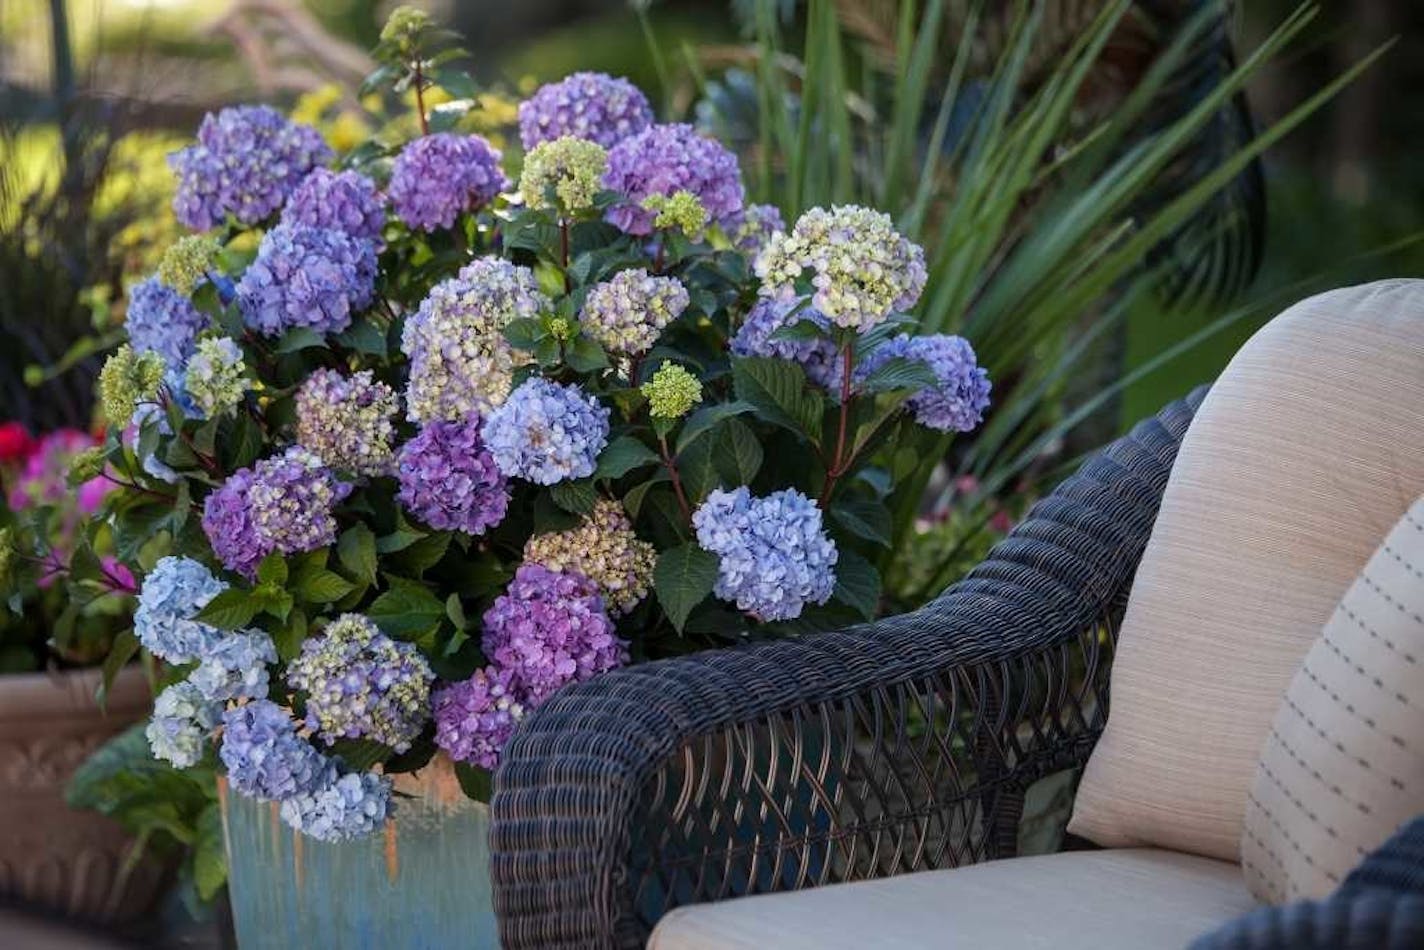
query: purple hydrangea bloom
[
  {"left": 236, "top": 223, "right": 376, "bottom": 337},
  {"left": 388, "top": 133, "right": 507, "bottom": 232},
  {"left": 280, "top": 767, "right": 392, "bottom": 841},
  {"left": 281, "top": 168, "right": 386, "bottom": 249},
  {"left": 295, "top": 368, "right": 400, "bottom": 476},
  {"left": 729, "top": 203, "right": 785, "bottom": 259},
  {"left": 133, "top": 556, "right": 227, "bottom": 663},
  {"left": 856, "top": 334, "right": 991, "bottom": 433},
  {"left": 482, "top": 564, "right": 626, "bottom": 703},
  {"left": 603, "top": 124, "right": 744, "bottom": 236},
  {"left": 730, "top": 299, "right": 845, "bottom": 392},
  {"left": 169, "top": 105, "right": 331, "bottom": 231},
  {"left": 201, "top": 447, "right": 352, "bottom": 579},
  {"left": 431, "top": 666, "right": 527, "bottom": 770},
  {"left": 518, "top": 72, "right": 654, "bottom": 150},
  {"left": 190, "top": 629, "right": 277, "bottom": 702},
  {"left": 580, "top": 269, "right": 689, "bottom": 357},
  {"left": 126, "top": 277, "right": 210, "bottom": 371},
  {"left": 693, "top": 487, "right": 838, "bottom": 622},
  {"left": 220, "top": 700, "right": 328, "bottom": 802},
  {"left": 396, "top": 417, "right": 510, "bottom": 536},
  {"left": 483, "top": 378, "right": 610, "bottom": 485}
]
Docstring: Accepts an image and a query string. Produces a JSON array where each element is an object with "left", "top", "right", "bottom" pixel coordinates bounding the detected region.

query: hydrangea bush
[{"left": 81, "top": 8, "right": 991, "bottom": 844}]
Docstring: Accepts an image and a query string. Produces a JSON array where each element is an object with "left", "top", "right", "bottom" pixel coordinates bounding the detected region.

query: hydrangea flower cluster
[
  {"left": 184, "top": 337, "right": 249, "bottom": 419},
  {"left": 190, "top": 629, "right": 277, "bottom": 702},
  {"left": 401, "top": 259, "right": 549, "bottom": 422},
  {"left": 603, "top": 124, "right": 745, "bottom": 235},
  {"left": 220, "top": 700, "right": 330, "bottom": 801},
  {"left": 431, "top": 667, "right": 526, "bottom": 770},
  {"left": 482, "top": 564, "right": 627, "bottom": 703},
  {"left": 640, "top": 362, "right": 703, "bottom": 420},
  {"left": 146, "top": 682, "right": 221, "bottom": 769},
  {"left": 169, "top": 105, "right": 331, "bottom": 230},
  {"left": 288, "top": 614, "right": 434, "bottom": 752},
  {"left": 642, "top": 190, "right": 709, "bottom": 238},
  {"left": 202, "top": 448, "right": 352, "bottom": 578},
  {"left": 730, "top": 203, "right": 785, "bottom": 259},
  {"left": 125, "top": 277, "right": 209, "bottom": 370},
  {"left": 158, "top": 235, "right": 219, "bottom": 294},
  {"left": 281, "top": 168, "right": 386, "bottom": 248},
  {"left": 580, "top": 269, "right": 689, "bottom": 356},
  {"left": 280, "top": 768, "right": 393, "bottom": 842},
  {"left": 483, "top": 379, "right": 610, "bottom": 485},
  {"left": 133, "top": 556, "right": 227, "bottom": 662},
  {"left": 395, "top": 417, "right": 509, "bottom": 535},
  {"left": 98, "top": 344, "right": 166, "bottom": 424},
  {"left": 388, "top": 133, "right": 506, "bottom": 232},
  {"left": 518, "top": 71, "right": 654, "bottom": 149},
  {"left": 519, "top": 136, "right": 608, "bottom": 213},
  {"left": 693, "top": 487, "right": 839, "bottom": 621},
  {"left": 236, "top": 223, "right": 376, "bottom": 337},
  {"left": 756, "top": 205, "right": 927, "bottom": 329},
  {"left": 857, "top": 334, "right": 992, "bottom": 432},
  {"left": 523, "top": 498, "right": 656, "bottom": 616},
  {"left": 295, "top": 369, "right": 399, "bottom": 476},
  {"left": 730, "top": 299, "right": 845, "bottom": 392}
]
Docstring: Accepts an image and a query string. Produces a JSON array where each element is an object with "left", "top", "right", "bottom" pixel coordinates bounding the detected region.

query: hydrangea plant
[{"left": 81, "top": 9, "right": 991, "bottom": 844}]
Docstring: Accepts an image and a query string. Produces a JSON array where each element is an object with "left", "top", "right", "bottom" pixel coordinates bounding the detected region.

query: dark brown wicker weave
[{"left": 489, "top": 388, "right": 1206, "bottom": 949}]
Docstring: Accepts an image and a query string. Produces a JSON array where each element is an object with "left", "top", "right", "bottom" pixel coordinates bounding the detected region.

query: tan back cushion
[
  {"left": 1242, "top": 495, "right": 1424, "bottom": 903},
  {"left": 1068, "top": 279, "right": 1424, "bottom": 862}
]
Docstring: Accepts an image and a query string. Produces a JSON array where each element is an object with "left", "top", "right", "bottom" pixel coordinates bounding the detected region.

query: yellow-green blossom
[
  {"left": 66, "top": 446, "right": 107, "bottom": 486},
  {"left": 380, "top": 5, "right": 431, "bottom": 50},
  {"left": 643, "top": 189, "right": 709, "bottom": 238},
  {"left": 523, "top": 498, "right": 656, "bottom": 615},
  {"left": 547, "top": 316, "right": 576, "bottom": 341},
  {"left": 519, "top": 136, "right": 608, "bottom": 214},
  {"left": 641, "top": 363, "right": 702, "bottom": 420},
  {"left": 158, "top": 235, "right": 219, "bottom": 294},
  {"left": 98, "top": 344, "right": 165, "bottom": 424},
  {"left": 185, "top": 337, "right": 250, "bottom": 420}
]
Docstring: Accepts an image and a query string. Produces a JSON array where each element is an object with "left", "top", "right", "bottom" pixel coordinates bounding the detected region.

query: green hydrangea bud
[
  {"left": 547, "top": 316, "right": 576, "bottom": 341},
  {"left": 184, "top": 337, "right": 250, "bottom": 419},
  {"left": 641, "top": 362, "right": 703, "bottom": 420},
  {"left": 158, "top": 235, "right": 219, "bottom": 294},
  {"left": 642, "top": 190, "right": 709, "bottom": 239},
  {"left": 519, "top": 136, "right": 609, "bottom": 215},
  {"left": 99, "top": 344, "right": 165, "bottom": 424},
  {"left": 381, "top": 5, "right": 431, "bottom": 50},
  {"left": 67, "top": 446, "right": 107, "bottom": 486}
]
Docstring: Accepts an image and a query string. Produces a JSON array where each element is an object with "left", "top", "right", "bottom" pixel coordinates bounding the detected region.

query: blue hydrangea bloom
[
  {"left": 134, "top": 556, "right": 227, "bottom": 663},
  {"left": 730, "top": 299, "right": 845, "bottom": 392},
  {"left": 190, "top": 629, "right": 277, "bottom": 702},
  {"left": 125, "top": 277, "right": 209, "bottom": 371},
  {"left": 146, "top": 681, "right": 221, "bottom": 768},
  {"left": 856, "top": 334, "right": 991, "bottom": 433},
  {"left": 236, "top": 223, "right": 376, "bottom": 337},
  {"left": 220, "top": 700, "right": 328, "bottom": 802},
  {"left": 281, "top": 168, "right": 386, "bottom": 249},
  {"left": 483, "top": 379, "right": 610, "bottom": 485},
  {"left": 279, "top": 766, "right": 392, "bottom": 841},
  {"left": 693, "top": 487, "right": 838, "bottom": 622},
  {"left": 518, "top": 72, "right": 654, "bottom": 150}
]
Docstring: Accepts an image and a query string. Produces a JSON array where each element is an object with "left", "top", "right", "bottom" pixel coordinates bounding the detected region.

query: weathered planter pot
[
  {"left": 221, "top": 756, "right": 498, "bottom": 949},
  {"left": 0, "top": 665, "right": 165, "bottom": 922}
]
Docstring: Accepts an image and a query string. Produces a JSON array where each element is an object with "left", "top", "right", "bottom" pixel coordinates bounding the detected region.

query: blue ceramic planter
[{"left": 220, "top": 758, "right": 498, "bottom": 949}]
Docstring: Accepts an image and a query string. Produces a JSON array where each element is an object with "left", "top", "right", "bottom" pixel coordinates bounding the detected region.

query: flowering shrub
[{"left": 78, "top": 8, "right": 991, "bottom": 843}]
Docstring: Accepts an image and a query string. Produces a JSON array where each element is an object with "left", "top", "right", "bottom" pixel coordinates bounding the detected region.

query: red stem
[
  {"left": 658, "top": 434, "right": 691, "bottom": 522},
  {"left": 560, "top": 219, "right": 571, "bottom": 293},
  {"left": 413, "top": 62, "right": 430, "bottom": 136},
  {"left": 818, "top": 343, "right": 856, "bottom": 507}
]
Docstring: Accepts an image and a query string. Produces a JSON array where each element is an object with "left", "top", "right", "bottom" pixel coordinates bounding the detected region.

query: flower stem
[
  {"left": 560, "top": 218, "right": 571, "bottom": 293},
  {"left": 818, "top": 342, "right": 856, "bottom": 507},
  {"left": 413, "top": 61, "right": 430, "bottom": 136},
  {"left": 658, "top": 433, "right": 691, "bottom": 522}
]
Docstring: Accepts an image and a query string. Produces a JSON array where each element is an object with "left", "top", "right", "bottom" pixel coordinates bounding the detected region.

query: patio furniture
[{"left": 488, "top": 280, "right": 1424, "bottom": 948}]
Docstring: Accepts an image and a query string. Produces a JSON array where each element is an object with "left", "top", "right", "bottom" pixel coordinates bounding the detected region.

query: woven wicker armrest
[{"left": 490, "top": 389, "right": 1205, "bottom": 949}]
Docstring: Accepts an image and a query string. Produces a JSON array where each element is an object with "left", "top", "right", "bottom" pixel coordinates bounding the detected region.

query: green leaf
[
  {"left": 225, "top": 411, "right": 264, "bottom": 471},
  {"left": 503, "top": 318, "right": 544, "bottom": 351},
  {"left": 335, "top": 319, "right": 388, "bottom": 356},
  {"left": 830, "top": 499, "right": 893, "bottom": 548},
  {"left": 256, "top": 553, "right": 288, "bottom": 587},
  {"left": 714, "top": 418, "right": 763, "bottom": 486},
  {"left": 565, "top": 336, "right": 610, "bottom": 373},
  {"left": 367, "top": 577, "right": 446, "bottom": 639},
  {"left": 99, "top": 629, "right": 140, "bottom": 707},
  {"left": 454, "top": 761, "right": 493, "bottom": 802},
  {"left": 654, "top": 544, "right": 719, "bottom": 633},
  {"left": 193, "top": 805, "right": 227, "bottom": 901},
  {"left": 674, "top": 434, "right": 721, "bottom": 503},
  {"left": 275, "top": 327, "right": 325, "bottom": 354},
  {"left": 392, "top": 532, "right": 452, "bottom": 577},
  {"left": 445, "top": 593, "right": 467, "bottom": 631},
  {"left": 195, "top": 589, "right": 262, "bottom": 629},
  {"left": 337, "top": 524, "right": 378, "bottom": 587},
  {"left": 272, "top": 608, "right": 307, "bottom": 661},
  {"left": 731, "top": 356, "right": 823, "bottom": 443},
  {"left": 376, "top": 522, "right": 428, "bottom": 554},
  {"left": 594, "top": 436, "right": 660, "bottom": 480},
  {"left": 549, "top": 478, "right": 597, "bottom": 515},
  {"left": 623, "top": 478, "right": 665, "bottom": 519},
  {"left": 675, "top": 400, "right": 755, "bottom": 454},
  {"left": 832, "top": 548, "right": 881, "bottom": 620},
  {"left": 296, "top": 569, "right": 355, "bottom": 604},
  {"left": 432, "top": 64, "right": 477, "bottom": 98},
  {"left": 857, "top": 356, "right": 938, "bottom": 394}
]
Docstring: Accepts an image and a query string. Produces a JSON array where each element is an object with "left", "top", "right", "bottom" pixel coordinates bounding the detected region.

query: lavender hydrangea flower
[
  {"left": 280, "top": 767, "right": 392, "bottom": 841},
  {"left": 146, "top": 681, "right": 221, "bottom": 768},
  {"left": 126, "top": 277, "right": 209, "bottom": 371},
  {"left": 396, "top": 417, "right": 510, "bottom": 536},
  {"left": 220, "top": 700, "right": 328, "bottom": 802},
  {"left": 729, "top": 203, "right": 785, "bottom": 259},
  {"left": 281, "top": 168, "right": 386, "bottom": 248},
  {"left": 603, "top": 124, "right": 744, "bottom": 235},
  {"left": 287, "top": 614, "right": 434, "bottom": 753},
  {"left": 190, "top": 629, "right": 277, "bottom": 702},
  {"left": 236, "top": 223, "right": 376, "bottom": 337},
  {"left": 482, "top": 564, "right": 626, "bottom": 703},
  {"left": 134, "top": 556, "right": 227, "bottom": 663},
  {"left": 693, "top": 487, "right": 838, "bottom": 622},
  {"left": 401, "top": 259, "right": 549, "bottom": 423},
  {"left": 483, "top": 378, "right": 610, "bottom": 485},
  {"left": 756, "top": 205, "right": 927, "bottom": 330},
  {"left": 295, "top": 369, "right": 399, "bottom": 476},
  {"left": 202, "top": 448, "right": 352, "bottom": 579},
  {"left": 431, "top": 667, "right": 527, "bottom": 770},
  {"left": 856, "top": 334, "right": 991, "bottom": 432},
  {"left": 388, "top": 133, "right": 507, "bottom": 232},
  {"left": 518, "top": 72, "right": 654, "bottom": 150},
  {"left": 580, "top": 269, "right": 689, "bottom": 356},
  {"left": 730, "top": 299, "right": 845, "bottom": 392},
  {"left": 169, "top": 105, "right": 331, "bottom": 230}
]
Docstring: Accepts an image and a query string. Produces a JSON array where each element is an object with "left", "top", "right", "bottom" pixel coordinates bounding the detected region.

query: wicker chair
[{"left": 490, "top": 287, "right": 1424, "bottom": 948}]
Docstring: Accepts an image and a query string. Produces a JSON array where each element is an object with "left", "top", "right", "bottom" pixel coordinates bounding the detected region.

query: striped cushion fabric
[{"left": 1242, "top": 494, "right": 1424, "bottom": 904}]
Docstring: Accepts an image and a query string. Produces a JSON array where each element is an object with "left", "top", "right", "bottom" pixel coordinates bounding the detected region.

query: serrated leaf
[
  {"left": 503, "top": 318, "right": 544, "bottom": 351},
  {"left": 731, "top": 356, "right": 823, "bottom": 443},
  {"left": 549, "top": 478, "right": 597, "bottom": 515},
  {"left": 594, "top": 436, "right": 660, "bottom": 480},
  {"left": 393, "top": 532, "right": 452, "bottom": 577},
  {"left": 376, "top": 523, "right": 427, "bottom": 554},
  {"left": 565, "top": 336, "right": 610, "bottom": 373},
  {"left": 256, "top": 553, "right": 288, "bottom": 586},
  {"left": 654, "top": 544, "right": 719, "bottom": 633},
  {"left": 225, "top": 411, "right": 264, "bottom": 471},
  {"left": 857, "top": 356, "right": 938, "bottom": 394},
  {"left": 832, "top": 548, "right": 881, "bottom": 620},
  {"left": 675, "top": 400, "right": 755, "bottom": 454},
  {"left": 275, "top": 327, "right": 325, "bottom": 354},
  {"left": 296, "top": 569, "right": 355, "bottom": 604},
  {"left": 337, "top": 524, "right": 378, "bottom": 586},
  {"left": 714, "top": 418, "right": 763, "bottom": 486},
  {"left": 367, "top": 577, "right": 445, "bottom": 639},
  {"left": 830, "top": 499, "right": 893, "bottom": 547},
  {"left": 195, "top": 589, "right": 262, "bottom": 629}
]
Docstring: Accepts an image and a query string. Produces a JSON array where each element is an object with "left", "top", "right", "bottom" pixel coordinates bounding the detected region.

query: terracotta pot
[{"left": 0, "top": 665, "right": 167, "bottom": 922}]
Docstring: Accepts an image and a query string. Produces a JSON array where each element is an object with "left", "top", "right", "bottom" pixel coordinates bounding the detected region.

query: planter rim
[{"left": 0, "top": 664, "right": 151, "bottom": 720}]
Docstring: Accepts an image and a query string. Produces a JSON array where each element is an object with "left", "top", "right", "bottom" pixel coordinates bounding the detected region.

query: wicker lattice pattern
[{"left": 490, "top": 388, "right": 1206, "bottom": 949}]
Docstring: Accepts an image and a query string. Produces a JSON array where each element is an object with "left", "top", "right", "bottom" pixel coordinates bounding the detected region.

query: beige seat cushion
[
  {"left": 1243, "top": 494, "right": 1424, "bottom": 903},
  {"left": 1069, "top": 279, "right": 1424, "bottom": 861},
  {"left": 648, "top": 849, "right": 1255, "bottom": 949}
]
